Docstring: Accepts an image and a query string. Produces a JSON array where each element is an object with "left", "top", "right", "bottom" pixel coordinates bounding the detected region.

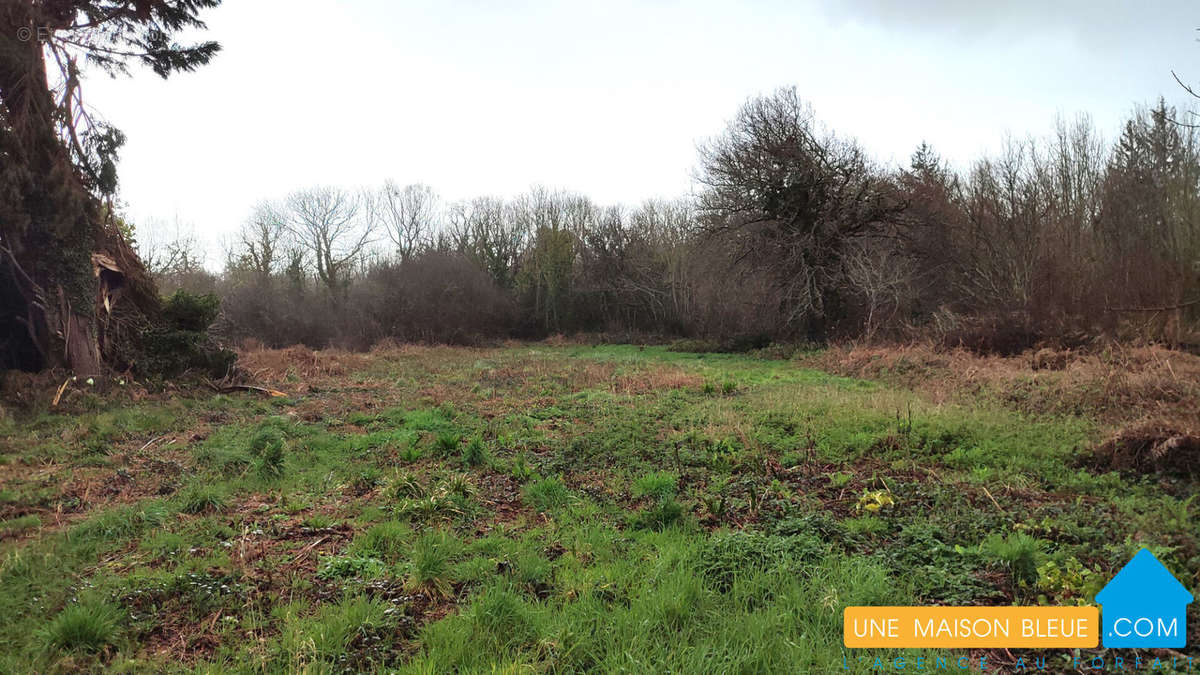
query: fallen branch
[
  {"left": 139, "top": 435, "right": 168, "bottom": 452},
  {"left": 51, "top": 378, "right": 70, "bottom": 407},
  {"left": 288, "top": 536, "right": 328, "bottom": 569},
  {"left": 980, "top": 485, "right": 1009, "bottom": 516},
  {"left": 213, "top": 384, "right": 288, "bottom": 398}
]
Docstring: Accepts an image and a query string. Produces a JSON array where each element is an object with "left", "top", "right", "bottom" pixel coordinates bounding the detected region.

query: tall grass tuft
[
  {"left": 177, "top": 484, "right": 228, "bottom": 514},
  {"left": 461, "top": 437, "right": 489, "bottom": 468},
  {"left": 40, "top": 601, "right": 122, "bottom": 654},
  {"left": 523, "top": 476, "right": 570, "bottom": 512},
  {"left": 407, "top": 530, "right": 460, "bottom": 597}
]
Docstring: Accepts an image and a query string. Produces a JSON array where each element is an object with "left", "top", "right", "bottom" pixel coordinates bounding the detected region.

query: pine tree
[{"left": 1104, "top": 99, "right": 1200, "bottom": 261}]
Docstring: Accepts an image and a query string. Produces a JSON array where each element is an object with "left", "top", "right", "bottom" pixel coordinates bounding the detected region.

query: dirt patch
[{"left": 473, "top": 472, "right": 533, "bottom": 534}]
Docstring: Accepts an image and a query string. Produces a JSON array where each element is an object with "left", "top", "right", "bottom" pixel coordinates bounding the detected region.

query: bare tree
[
  {"left": 957, "top": 138, "right": 1049, "bottom": 311},
  {"left": 696, "top": 86, "right": 901, "bottom": 339},
  {"left": 844, "top": 240, "right": 915, "bottom": 341},
  {"left": 136, "top": 216, "right": 206, "bottom": 278},
  {"left": 285, "top": 186, "right": 374, "bottom": 301},
  {"left": 133, "top": 216, "right": 217, "bottom": 295},
  {"left": 448, "top": 197, "right": 527, "bottom": 288},
  {"left": 628, "top": 198, "right": 696, "bottom": 327},
  {"left": 228, "top": 200, "right": 287, "bottom": 283},
  {"left": 372, "top": 181, "right": 439, "bottom": 261}
]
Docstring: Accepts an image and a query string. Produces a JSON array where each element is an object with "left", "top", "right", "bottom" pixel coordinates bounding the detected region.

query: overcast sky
[{"left": 83, "top": 0, "right": 1200, "bottom": 264}]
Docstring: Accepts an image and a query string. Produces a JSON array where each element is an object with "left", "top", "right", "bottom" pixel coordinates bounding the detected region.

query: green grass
[
  {"left": 0, "top": 514, "right": 41, "bottom": 537},
  {"left": 349, "top": 521, "right": 412, "bottom": 561},
  {"left": 176, "top": 484, "right": 228, "bottom": 514},
  {"left": 39, "top": 601, "right": 123, "bottom": 654},
  {"left": 277, "top": 596, "right": 393, "bottom": 670},
  {"left": 460, "top": 436, "right": 489, "bottom": 467},
  {"left": 523, "top": 476, "right": 570, "bottom": 512},
  {"left": 407, "top": 530, "right": 460, "bottom": 596},
  {"left": 0, "top": 343, "right": 1194, "bottom": 671}
]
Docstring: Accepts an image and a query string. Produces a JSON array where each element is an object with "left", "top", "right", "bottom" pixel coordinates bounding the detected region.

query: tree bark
[{"left": 1, "top": 2, "right": 104, "bottom": 375}]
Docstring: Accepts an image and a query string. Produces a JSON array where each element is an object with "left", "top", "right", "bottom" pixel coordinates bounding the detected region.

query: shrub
[
  {"left": 160, "top": 289, "right": 221, "bottom": 332},
  {"left": 722, "top": 333, "right": 771, "bottom": 353},
  {"left": 667, "top": 334, "right": 770, "bottom": 354},
  {"left": 668, "top": 338, "right": 723, "bottom": 354},
  {"left": 346, "top": 251, "right": 519, "bottom": 346},
  {"left": 140, "top": 290, "right": 236, "bottom": 378}
]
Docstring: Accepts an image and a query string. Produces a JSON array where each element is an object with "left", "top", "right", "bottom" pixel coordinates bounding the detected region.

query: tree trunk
[
  {"left": 1, "top": 3, "right": 113, "bottom": 375},
  {"left": 58, "top": 288, "right": 102, "bottom": 377}
]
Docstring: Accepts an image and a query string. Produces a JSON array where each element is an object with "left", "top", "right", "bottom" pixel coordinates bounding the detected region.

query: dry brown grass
[
  {"left": 612, "top": 370, "right": 704, "bottom": 395},
  {"left": 236, "top": 346, "right": 371, "bottom": 381},
  {"left": 807, "top": 342, "right": 1198, "bottom": 419},
  {"left": 1091, "top": 422, "right": 1200, "bottom": 478},
  {"left": 803, "top": 342, "right": 1200, "bottom": 476}
]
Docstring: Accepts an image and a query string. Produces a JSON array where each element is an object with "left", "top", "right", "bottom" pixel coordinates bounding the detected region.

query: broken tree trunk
[{"left": 0, "top": 4, "right": 159, "bottom": 375}]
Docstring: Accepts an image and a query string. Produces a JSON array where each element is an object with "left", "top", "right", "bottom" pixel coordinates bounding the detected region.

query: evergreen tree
[{"left": 0, "top": 1, "right": 221, "bottom": 373}]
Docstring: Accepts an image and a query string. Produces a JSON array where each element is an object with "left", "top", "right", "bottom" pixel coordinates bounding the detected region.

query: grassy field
[{"left": 0, "top": 343, "right": 1197, "bottom": 673}]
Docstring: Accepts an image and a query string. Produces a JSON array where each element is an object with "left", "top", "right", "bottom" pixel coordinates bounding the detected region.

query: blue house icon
[{"left": 1095, "top": 548, "right": 1193, "bottom": 648}]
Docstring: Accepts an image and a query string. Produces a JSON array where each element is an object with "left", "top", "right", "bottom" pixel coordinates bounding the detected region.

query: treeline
[{"left": 149, "top": 88, "right": 1200, "bottom": 353}]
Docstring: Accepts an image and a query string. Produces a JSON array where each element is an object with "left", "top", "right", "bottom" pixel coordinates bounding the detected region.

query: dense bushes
[
  {"left": 215, "top": 252, "right": 517, "bottom": 349},
  {"left": 166, "top": 91, "right": 1200, "bottom": 352},
  {"left": 141, "top": 291, "right": 235, "bottom": 377},
  {"left": 350, "top": 253, "right": 518, "bottom": 346}
]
